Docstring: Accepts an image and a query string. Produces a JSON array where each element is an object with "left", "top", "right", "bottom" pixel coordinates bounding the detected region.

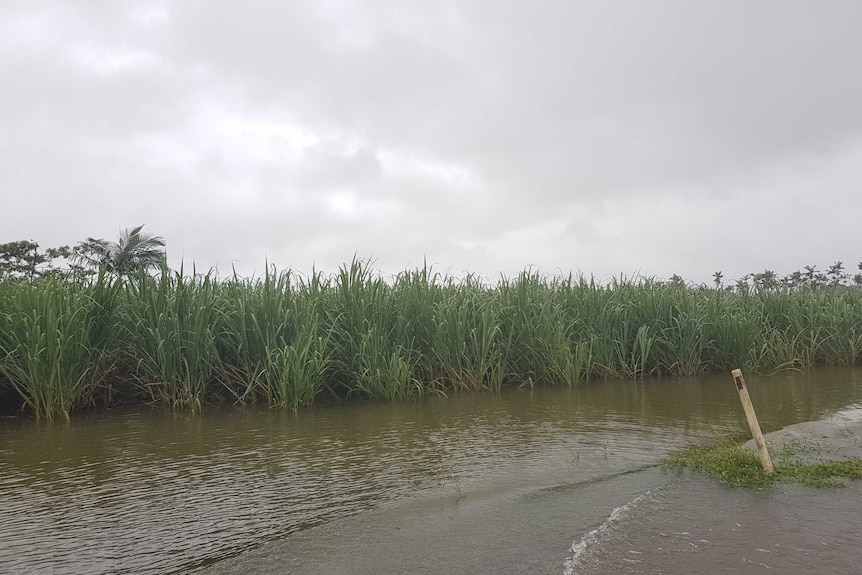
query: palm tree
[{"left": 74, "top": 225, "right": 166, "bottom": 276}]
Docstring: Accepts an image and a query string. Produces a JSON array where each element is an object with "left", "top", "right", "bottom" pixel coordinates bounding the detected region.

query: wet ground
[{"left": 742, "top": 404, "right": 862, "bottom": 464}]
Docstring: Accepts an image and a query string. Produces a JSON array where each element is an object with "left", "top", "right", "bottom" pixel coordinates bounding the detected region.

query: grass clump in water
[
  {"left": 664, "top": 443, "right": 775, "bottom": 488},
  {"left": 663, "top": 442, "right": 862, "bottom": 488},
  {"left": 779, "top": 459, "right": 862, "bottom": 487}
]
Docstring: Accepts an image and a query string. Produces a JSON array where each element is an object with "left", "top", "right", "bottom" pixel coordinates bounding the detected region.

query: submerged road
[
  {"left": 198, "top": 468, "right": 669, "bottom": 575},
  {"left": 198, "top": 465, "right": 862, "bottom": 575}
]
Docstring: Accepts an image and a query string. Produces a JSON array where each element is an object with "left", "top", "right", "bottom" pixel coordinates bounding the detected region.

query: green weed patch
[{"left": 664, "top": 442, "right": 862, "bottom": 488}]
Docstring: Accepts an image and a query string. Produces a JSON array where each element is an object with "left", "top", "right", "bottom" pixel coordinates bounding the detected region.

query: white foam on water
[{"left": 562, "top": 491, "right": 651, "bottom": 575}]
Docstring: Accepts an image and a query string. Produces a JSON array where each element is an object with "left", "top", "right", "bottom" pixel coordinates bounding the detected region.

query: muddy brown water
[{"left": 2, "top": 368, "right": 862, "bottom": 574}]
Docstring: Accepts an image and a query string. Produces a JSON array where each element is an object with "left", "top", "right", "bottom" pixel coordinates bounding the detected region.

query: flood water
[{"left": 2, "top": 368, "right": 862, "bottom": 574}]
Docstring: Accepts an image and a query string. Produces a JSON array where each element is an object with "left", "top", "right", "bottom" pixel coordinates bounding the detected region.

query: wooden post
[{"left": 731, "top": 369, "right": 774, "bottom": 474}]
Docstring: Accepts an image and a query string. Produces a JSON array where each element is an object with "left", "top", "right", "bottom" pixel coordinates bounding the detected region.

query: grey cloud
[
  {"left": 3, "top": 0, "right": 862, "bottom": 284},
  {"left": 149, "top": 0, "right": 862, "bottom": 208},
  {"left": 292, "top": 144, "right": 383, "bottom": 191}
]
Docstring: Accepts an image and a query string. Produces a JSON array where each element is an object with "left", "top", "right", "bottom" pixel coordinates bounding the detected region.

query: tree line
[
  {"left": 2, "top": 226, "right": 861, "bottom": 291},
  {"left": 0, "top": 225, "right": 165, "bottom": 281}
]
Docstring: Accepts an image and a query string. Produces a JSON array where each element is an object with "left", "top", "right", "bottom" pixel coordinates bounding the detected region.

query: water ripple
[{"left": 2, "top": 371, "right": 862, "bottom": 574}]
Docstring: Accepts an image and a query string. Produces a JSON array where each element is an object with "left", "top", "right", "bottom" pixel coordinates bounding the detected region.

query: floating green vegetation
[{"left": 664, "top": 443, "right": 862, "bottom": 488}]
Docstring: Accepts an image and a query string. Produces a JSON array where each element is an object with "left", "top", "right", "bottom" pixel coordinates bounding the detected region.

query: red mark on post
[{"left": 734, "top": 375, "right": 744, "bottom": 390}]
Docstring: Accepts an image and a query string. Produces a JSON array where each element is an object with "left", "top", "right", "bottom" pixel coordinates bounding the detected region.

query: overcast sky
[{"left": 3, "top": 0, "right": 861, "bottom": 284}]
